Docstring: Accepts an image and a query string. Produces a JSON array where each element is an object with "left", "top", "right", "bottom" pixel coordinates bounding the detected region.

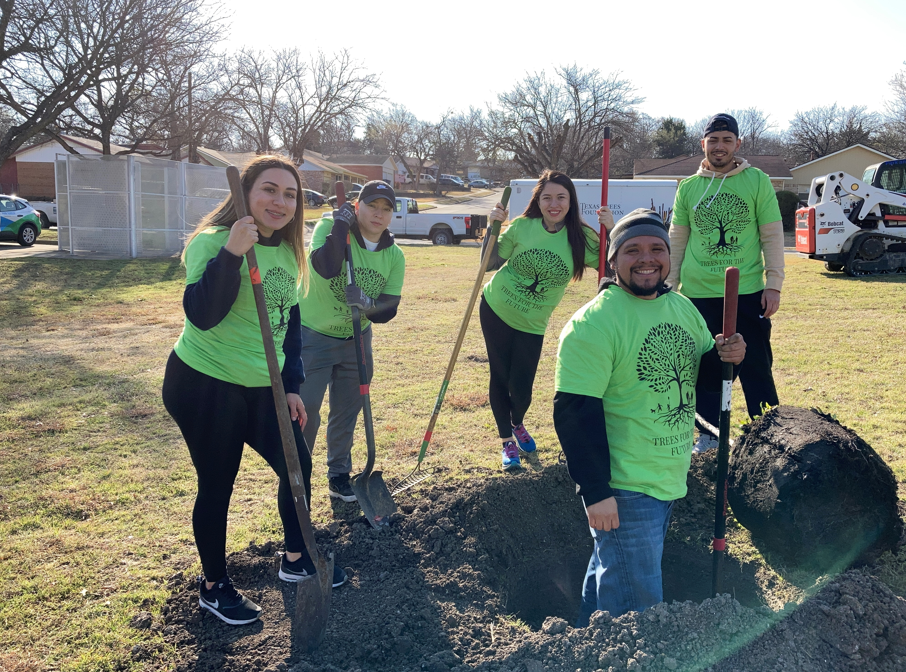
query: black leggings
[
  {"left": 479, "top": 297, "right": 545, "bottom": 439},
  {"left": 691, "top": 291, "right": 779, "bottom": 426},
  {"left": 162, "top": 351, "right": 312, "bottom": 582}
]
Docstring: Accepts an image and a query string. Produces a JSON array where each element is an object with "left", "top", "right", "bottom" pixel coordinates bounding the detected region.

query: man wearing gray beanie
[{"left": 554, "top": 208, "right": 746, "bottom": 622}]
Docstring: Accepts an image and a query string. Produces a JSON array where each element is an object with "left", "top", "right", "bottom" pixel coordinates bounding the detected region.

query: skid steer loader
[{"left": 795, "top": 159, "right": 906, "bottom": 276}]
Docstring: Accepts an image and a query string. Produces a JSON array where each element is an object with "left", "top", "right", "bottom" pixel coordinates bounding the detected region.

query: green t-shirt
[
  {"left": 555, "top": 286, "right": 714, "bottom": 501},
  {"left": 299, "top": 218, "right": 406, "bottom": 338},
  {"left": 482, "top": 217, "right": 599, "bottom": 335},
  {"left": 672, "top": 167, "right": 782, "bottom": 297},
  {"left": 174, "top": 227, "right": 299, "bottom": 387}
]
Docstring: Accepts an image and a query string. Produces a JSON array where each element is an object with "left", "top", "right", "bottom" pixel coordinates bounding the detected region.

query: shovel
[
  {"left": 226, "top": 166, "right": 332, "bottom": 651},
  {"left": 712, "top": 266, "right": 739, "bottom": 597},
  {"left": 334, "top": 182, "right": 398, "bottom": 528}
]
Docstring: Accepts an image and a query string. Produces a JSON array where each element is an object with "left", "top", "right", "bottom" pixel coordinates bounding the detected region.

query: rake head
[{"left": 389, "top": 466, "right": 432, "bottom": 496}]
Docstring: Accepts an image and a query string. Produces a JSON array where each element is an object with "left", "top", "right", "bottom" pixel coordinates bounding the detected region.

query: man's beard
[{"left": 616, "top": 268, "right": 663, "bottom": 298}]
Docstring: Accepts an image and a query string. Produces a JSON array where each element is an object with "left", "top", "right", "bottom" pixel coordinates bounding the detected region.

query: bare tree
[
  {"left": 784, "top": 104, "right": 881, "bottom": 166},
  {"left": 275, "top": 49, "right": 381, "bottom": 163},
  {"left": 727, "top": 108, "right": 776, "bottom": 154},
  {"left": 485, "top": 64, "right": 642, "bottom": 177},
  {"left": 55, "top": 0, "right": 224, "bottom": 155},
  {"left": 0, "top": 0, "right": 205, "bottom": 164},
  {"left": 365, "top": 104, "right": 418, "bottom": 183},
  {"left": 230, "top": 48, "right": 296, "bottom": 152},
  {"left": 609, "top": 111, "right": 658, "bottom": 178},
  {"left": 319, "top": 114, "right": 362, "bottom": 156},
  {"left": 878, "top": 65, "right": 906, "bottom": 157}
]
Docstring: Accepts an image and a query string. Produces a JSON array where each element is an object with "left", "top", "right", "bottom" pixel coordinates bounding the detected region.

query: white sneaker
[{"left": 692, "top": 434, "right": 719, "bottom": 453}]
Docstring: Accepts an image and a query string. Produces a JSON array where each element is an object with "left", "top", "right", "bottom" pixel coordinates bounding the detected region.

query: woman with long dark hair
[
  {"left": 163, "top": 155, "right": 345, "bottom": 627},
  {"left": 480, "top": 170, "right": 612, "bottom": 470}
]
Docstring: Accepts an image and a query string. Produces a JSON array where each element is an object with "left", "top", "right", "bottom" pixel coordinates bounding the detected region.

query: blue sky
[{"left": 221, "top": 0, "right": 905, "bottom": 132}]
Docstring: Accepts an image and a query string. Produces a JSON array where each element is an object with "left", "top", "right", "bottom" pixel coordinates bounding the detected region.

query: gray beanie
[{"left": 607, "top": 208, "right": 670, "bottom": 261}]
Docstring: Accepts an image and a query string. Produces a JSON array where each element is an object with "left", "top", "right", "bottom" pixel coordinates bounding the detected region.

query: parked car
[
  {"left": 24, "top": 199, "right": 57, "bottom": 227},
  {"left": 0, "top": 194, "right": 42, "bottom": 246},
  {"left": 303, "top": 189, "right": 328, "bottom": 207},
  {"left": 439, "top": 174, "right": 470, "bottom": 191},
  {"left": 390, "top": 197, "right": 486, "bottom": 244},
  {"left": 327, "top": 188, "right": 362, "bottom": 208},
  {"left": 468, "top": 179, "right": 490, "bottom": 189}
]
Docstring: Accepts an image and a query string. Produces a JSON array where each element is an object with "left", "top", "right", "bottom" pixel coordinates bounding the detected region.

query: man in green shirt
[
  {"left": 668, "top": 113, "right": 785, "bottom": 452},
  {"left": 554, "top": 208, "right": 746, "bottom": 622}
]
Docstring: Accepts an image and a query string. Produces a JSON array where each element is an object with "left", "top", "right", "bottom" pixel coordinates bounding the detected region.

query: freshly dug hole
[{"left": 151, "top": 462, "right": 906, "bottom": 672}]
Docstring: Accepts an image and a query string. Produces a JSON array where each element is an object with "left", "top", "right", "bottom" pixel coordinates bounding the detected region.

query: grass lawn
[{"left": 0, "top": 251, "right": 904, "bottom": 671}]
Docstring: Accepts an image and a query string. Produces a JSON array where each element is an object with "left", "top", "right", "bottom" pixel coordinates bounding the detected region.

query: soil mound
[
  {"left": 146, "top": 463, "right": 906, "bottom": 672},
  {"left": 728, "top": 406, "right": 901, "bottom": 571}
]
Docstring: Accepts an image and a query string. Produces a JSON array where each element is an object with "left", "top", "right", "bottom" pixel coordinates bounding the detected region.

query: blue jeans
[{"left": 576, "top": 488, "right": 675, "bottom": 626}]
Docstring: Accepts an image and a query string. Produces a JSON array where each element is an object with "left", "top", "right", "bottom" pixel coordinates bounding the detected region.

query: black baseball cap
[
  {"left": 702, "top": 113, "right": 739, "bottom": 138},
  {"left": 358, "top": 180, "right": 395, "bottom": 206}
]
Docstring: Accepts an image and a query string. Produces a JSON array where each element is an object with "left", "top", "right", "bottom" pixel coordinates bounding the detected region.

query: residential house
[
  {"left": 788, "top": 145, "right": 896, "bottom": 200},
  {"left": 328, "top": 155, "right": 397, "bottom": 185},
  {"left": 634, "top": 155, "right": 793, "bottom": 191},
  {"left": 1, "top": 135, "right": 133, "bottom": 199}
]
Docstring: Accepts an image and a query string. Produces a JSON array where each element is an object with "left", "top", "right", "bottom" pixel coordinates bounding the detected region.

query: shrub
[{"left": 776, "top": 190, "right": 800, "bottom": 232}]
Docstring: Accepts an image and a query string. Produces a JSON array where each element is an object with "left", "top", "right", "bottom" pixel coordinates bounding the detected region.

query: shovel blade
[
  {"left": 350, "top": 470, "right": 397, "bottom": 529},
  {"left": 291, "top": 553, "right": 334, "bottom": 652}
]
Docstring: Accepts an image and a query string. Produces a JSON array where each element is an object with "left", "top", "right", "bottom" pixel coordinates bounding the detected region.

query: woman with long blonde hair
[{"left": 163, "top": 155, "right": 345, "bottom": 627}]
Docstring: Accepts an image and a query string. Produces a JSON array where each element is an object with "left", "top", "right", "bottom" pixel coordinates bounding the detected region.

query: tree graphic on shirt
[
  {"left": 509, "top": 248, "right": 570, "bottom": 300},
  {"left": 262, "top": 266, "right": 296, "bottom": 340},
  {"left": 694, "top": 192, "right": 750, "bottom": 257},
  {"left": 329, "top": 267, "right": 387, "bottom": 319},
  {"left": 636, "top": 322, "right": 698, "bottom": 429}
]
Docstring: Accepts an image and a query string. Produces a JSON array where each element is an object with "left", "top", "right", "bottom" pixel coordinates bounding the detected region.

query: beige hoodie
[{"left": 667, "top": 158, "right": 785, "bottom": 292}]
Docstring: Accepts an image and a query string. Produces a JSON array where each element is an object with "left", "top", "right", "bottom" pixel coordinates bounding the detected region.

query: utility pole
[{"left": 187, "top": 72, "right": 196, "bottom": 164}]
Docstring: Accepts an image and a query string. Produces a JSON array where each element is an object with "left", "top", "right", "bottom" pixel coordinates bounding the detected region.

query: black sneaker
[
  {"left": 279, "top": 553, "right": 348, "bottom": 588},
  {"left": 198, "top": 575, "right": 261, "bottom": 626},
  {"left": 328, "top": 474, "right": 357, "bottom": 502}
]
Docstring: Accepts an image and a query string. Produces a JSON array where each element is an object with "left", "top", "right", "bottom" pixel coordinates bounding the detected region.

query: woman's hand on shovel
[{"left": 287, "top": 393, "right": 307, "bottom": 430}]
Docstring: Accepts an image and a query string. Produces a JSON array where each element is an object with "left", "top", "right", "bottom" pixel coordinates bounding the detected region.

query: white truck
[
  {"left": 506, "top": 179, "right": 678, "bottom": 225},
  {"left": 23, "top": 199, "right": 58, "bottom": 227},
  {"left": 390, "top": 197, "right": 487, "bottom": 245}
]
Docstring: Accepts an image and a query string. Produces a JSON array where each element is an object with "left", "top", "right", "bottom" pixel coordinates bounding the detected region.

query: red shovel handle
[
  {"left": 722, "top": 267, "right": 739, "bottom": 338},
  {"left": 335, "top": 182, "right": 346, "bottom": 207}
]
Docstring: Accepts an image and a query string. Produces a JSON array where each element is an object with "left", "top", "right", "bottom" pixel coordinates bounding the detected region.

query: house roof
[
  {"left": 634, "top": 154, "right": 792, "bottom": 179},
  {"left": 13, "top": 134, "right": 131, "bottom": 157},
  {"left": 328, "top": 154, "right": 393, "bottom": 166},
  {"left": 299, "top": 151, "right": 368, "bottom": 180},
  {"left": 789, "top": 144, "right": 895, "bottom": 172},
  {"left": 194, "top": 147, "right": 261, "bottom": 168}
]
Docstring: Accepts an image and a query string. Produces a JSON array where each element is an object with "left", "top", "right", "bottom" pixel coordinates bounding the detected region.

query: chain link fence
[{"left": 56, "top": 154, "right": 229, "bottom": 257}]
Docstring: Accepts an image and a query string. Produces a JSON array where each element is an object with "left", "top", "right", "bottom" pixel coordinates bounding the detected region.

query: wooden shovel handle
[{"left": 226, "top": 165, "right": 320, "bottom": 563}]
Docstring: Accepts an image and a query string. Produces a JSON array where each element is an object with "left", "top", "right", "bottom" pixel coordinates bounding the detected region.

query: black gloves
[
  {"left": 345, "top": 285, "right": 374, "bottom": 311},
  {"left": 333, "top": 202, "right": 356, "bottom": 229}
]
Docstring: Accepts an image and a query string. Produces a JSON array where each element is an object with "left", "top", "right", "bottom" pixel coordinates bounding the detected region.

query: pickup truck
[
  {"left": 24, "top": 199, "right": 57, "bottom": 227},
  {"left": 390, "top": 197, "right": 486, "bottom": 244}
]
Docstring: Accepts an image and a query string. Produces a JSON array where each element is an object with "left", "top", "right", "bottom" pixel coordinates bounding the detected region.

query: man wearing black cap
[
  {"left": 668, "top": 113, "right": 784, "bottom": 452},
  {"left": 554, "top": 209, "right": 746, "bottom": 622},
  {"left": 298, "top": 180, "right": 406, "bottom": 502}
]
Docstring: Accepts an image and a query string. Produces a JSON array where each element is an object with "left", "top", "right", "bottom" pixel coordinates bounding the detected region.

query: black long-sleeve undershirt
[
  {"left": 309, "top": 216, "right": 402, "bottom": 324},
  {"left": 182, "top": 237, "right": 304, "bottom": 394},
  {"left": 554, "top": 348, "right": 739, "bottom": 508}
]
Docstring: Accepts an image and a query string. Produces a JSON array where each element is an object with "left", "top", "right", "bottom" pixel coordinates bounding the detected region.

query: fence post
[
  {"left": 66, "top": 155, "right": 74, "bottom": 256},
  {"left": 128, "top": 155, "right": 137, "bottom": 258}
]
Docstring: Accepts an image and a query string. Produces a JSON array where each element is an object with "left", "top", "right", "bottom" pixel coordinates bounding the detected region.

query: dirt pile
[{"left": 146, "top": 461, "right": 906, "bottom": 672}]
